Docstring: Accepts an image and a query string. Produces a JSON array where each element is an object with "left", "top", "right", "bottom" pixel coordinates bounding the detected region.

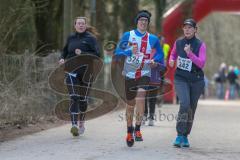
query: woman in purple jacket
[{"left": 169, "top": 18, "right": 207, "bottom": 148}]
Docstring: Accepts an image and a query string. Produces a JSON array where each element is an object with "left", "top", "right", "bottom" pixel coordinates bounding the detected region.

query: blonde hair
[{"left": 74, "top": 17, "right": 100, "bottom": 38}]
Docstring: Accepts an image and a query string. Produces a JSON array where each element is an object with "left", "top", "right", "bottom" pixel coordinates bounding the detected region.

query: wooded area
[
  {"left": 0, "top": 0, "right": 168, "bottom": 127},
  {"left": 1, "top": 0, "right": 240, "bottom": 128},
  {"left": 0, "top": 0, "right": 167, "bottom": 55}
]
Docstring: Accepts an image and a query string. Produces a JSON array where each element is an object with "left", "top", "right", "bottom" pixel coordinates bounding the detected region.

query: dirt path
[{"left": 1, "top": 100, "right": 240, "bottom": 160}]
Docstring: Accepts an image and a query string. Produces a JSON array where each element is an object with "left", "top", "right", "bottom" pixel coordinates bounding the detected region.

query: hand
[
  {"left": 75, "top": 48, "right": 81, "bottom": 55},
  {"left": 59, "top": 58, "right": 65, "bottom": 65},
  {"left": 184, "top": 44, "right": 191, "bottom": 54},
  {"left": 132, "top": 44, "right": 138, "bottom": 55},
  {"left": 149, "top": 59, "right": 158, "bottom": 68},
  {"left": 169, "top": 59, "right": 175, "bottom": 68}
]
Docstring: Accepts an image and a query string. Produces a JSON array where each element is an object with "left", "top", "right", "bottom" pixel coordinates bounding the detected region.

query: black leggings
[
  {"left": 144, "top": 87, "right": 157, "bottom": 120},
  {"left": 65, "top": 72, "right": 92, "bottom": 125}
]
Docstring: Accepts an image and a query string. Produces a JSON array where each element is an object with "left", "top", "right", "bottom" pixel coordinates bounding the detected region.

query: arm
[
  {"left": 60, "top": 36, "right": 70, "bottom": 59},
  {"left": 89, "top": 37, "right": 101, "bottom": 57},
  {"left": 152, "top": 37, "right": 164, "bottom": 65},
  {"left": 115, "top": 32, "right": 132, "bottom": 56},
  {"left": 59, "top": 36, "right": 70, "bottom": 64},
  {"left": 168, "top": 41, "right": 177, "bottom": 68},
  {"left": 169, "top": 42, "right": 177, "bottom": 61},
  {"left": 187, "top": 42, "right": 207, "bottom": 69}
]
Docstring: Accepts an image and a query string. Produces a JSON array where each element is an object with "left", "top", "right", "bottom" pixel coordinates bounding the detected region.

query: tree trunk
[
  {"left": 32, "top": 0, "right": 63, "bottom": 55},
  {"left": 154, "top": 0, "right": 167, "bottom": 33},
  {"left": 96, "top": 0, "right": 109, "bottom": 56},
  {"left": 120, "top": 0, "right": 139, "bottom": 32},
  {"left": 63, "top": 0, "right": 71, "bottom": 46},
  {"left": 107, "top": 0, "right": 120, "bottom": 42}
]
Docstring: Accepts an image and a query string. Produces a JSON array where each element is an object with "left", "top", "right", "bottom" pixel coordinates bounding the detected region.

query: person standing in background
[
  {"left": 143, "top": 35, "right": 170, "bottom": 126},
  {"left": 214, "top": 63, "right": 227, "bottom": 99},
  {"left": 227, "top": 66, "right": 238, "bottom": 99}
]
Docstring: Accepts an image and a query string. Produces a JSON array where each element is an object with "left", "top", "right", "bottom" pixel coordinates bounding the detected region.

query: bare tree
[
  {"left": 96, "top": 0, "right": 110, "bottom": 56},
  {"left": 63, "top": 0, "right": 71, "bottom": 45},
  {"left": 0, "top": 0, "right": 34, "bottom": 54},
  {"left": 108, "top": 0, "right": 120, "bottom": 42},
  {"left": 120, "top": 0, "right": 139, "bottom": 31},
  {"left": 154, "top": 0, "right": 167, "bottom": 33},
  {"left": 31, "top": 0, "right": 63, "bottom": 55}
]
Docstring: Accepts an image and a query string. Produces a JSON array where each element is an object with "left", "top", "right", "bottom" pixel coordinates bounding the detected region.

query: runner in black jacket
[{"left": 59, "top": 17, "right": 100, "bottom": 136}]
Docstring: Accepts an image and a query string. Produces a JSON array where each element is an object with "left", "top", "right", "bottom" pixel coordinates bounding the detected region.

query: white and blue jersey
[{"left": 115, "top": 29, "right": 164, "bottom": 79}]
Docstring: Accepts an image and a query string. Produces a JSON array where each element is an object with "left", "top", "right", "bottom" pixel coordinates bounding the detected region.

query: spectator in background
[
  {"left": 234, "top": 66, "right": 239, "bottom": 76},
  {"left": 234, "top": 66, "right": 240, "bottom": 98},
  {"left": 202, "top": 75, "right": 209, "bottom": 99},
  {"left": 214, "top": 63, "right": 227, "bottom": 99},
  {"left": 159, "top": 35, "right": 170, "bottom": 61},
  {"left": 143, "top": 35, "right": 170, "bottom": 126},
  {"left": 227, "top": 65, "right": 238, "bottom": 99}
]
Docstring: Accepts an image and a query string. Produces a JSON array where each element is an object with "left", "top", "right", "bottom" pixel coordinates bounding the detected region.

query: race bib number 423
[{"left": 177, "top": 56, "right": 192, "bottom": 72}]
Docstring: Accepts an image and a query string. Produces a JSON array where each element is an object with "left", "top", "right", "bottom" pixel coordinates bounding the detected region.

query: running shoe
[
  {"left": 173, "top": 136, "right": 183, "bottom": 147},
  {"left": 182, "top": 136, "right": 190, "bottom": 147},
  {"left": 148, "top": 119, "right": 154, "bottom": 126},
  {"left": 79, "top": 121, "right": 85, "bottom": 135},
  {"left": 142, "top": 115, "right": 147, "bottom": 125},
  {"left": 126, "top": 133, "right": 134, "bottom": 147},
  {"left": 134, "top": 130, "right": 143, "bottom": 141},
  {"left": 70, "top": 125, "right": 79, "bottom": 137}
]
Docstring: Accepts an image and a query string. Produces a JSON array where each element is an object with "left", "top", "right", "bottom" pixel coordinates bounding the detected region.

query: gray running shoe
[
  {"left": 148, "top": 119, "right": 154, "bottom": 126},
  {"left": 79, "top": 121, "right": 85, "bottom": 135}
]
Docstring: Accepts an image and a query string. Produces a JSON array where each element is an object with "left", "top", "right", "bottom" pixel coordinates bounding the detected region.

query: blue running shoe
[
  {"left": 182, "top": 136, "right": 190, "bottom": 147},
  {"left": 173, "top": 136, "right": 183, "bottom": 147}
]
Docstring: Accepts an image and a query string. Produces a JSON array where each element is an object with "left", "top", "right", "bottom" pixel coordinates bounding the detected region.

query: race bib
[
  {"left": 177, "top": 56, "right": 192, "bottom": 72},
  {"left": 126, "top": 52, "right": 144, "bottom": 68}
]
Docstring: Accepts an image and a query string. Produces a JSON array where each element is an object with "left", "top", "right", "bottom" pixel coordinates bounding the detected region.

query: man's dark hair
[{"left": 135, "top": 10, "right": 152, "bottom": 24}]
